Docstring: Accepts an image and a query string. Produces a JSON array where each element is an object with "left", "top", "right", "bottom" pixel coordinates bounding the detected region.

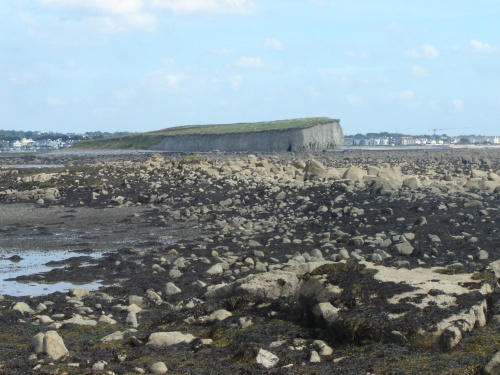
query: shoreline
[{"left": 0, "top": 149, "right": 499, "bottom": 374}]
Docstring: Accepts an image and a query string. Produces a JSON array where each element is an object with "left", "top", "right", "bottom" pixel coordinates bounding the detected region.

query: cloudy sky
[{"left": 1, "top": 0, "right": 499, "bottom": 136}]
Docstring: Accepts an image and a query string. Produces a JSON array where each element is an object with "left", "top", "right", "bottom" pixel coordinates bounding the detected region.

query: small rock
[
  {"left": 310, "top": 350, "right": 321, "bottom": 363},
  {"left": 478, "top": 250, "right": 489, "bottom": 260},
  {"left": 13, "top": 302, "right": 35, "bottom": 315},
  {"left": 256, "top": 348, "right": 279, "bottom": 369},
  {"left": 394, "top": 242, "right": 414, "bottom": 255},
  {"left": 206, "top": 264, "right": 224, "bottom": 275},
  {"left": 43, "top": 331, "right": 69, "bottom": 361},
  {"left": 165, "top": 282, "right": 182, "bottom": 296},
  {"left": 150, "top": 362, "right": 168, "bottom": 374},
  {"left": 484, "top": 351, "right": 500, "bottom": 375},
  {"left": 92, "top": 360, "right": 107, "bottom": 373},
  {"left": 69, "top": 288, "right": 89, "bottom": 299},
  {"left": 147, "top": 332, "right": 196, "bottom": 347}
]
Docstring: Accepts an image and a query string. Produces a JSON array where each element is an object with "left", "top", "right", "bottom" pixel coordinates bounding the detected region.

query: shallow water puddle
[{"left": 0, "top": 249, "right": 104, "bottom": 297}]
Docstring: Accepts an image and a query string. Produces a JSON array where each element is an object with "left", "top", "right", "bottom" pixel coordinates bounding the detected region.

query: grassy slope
[{"left": 70, "top": 117, "right": 335, "bottom": 150}]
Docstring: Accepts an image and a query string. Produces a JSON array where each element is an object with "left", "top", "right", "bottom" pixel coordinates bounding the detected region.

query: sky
[{"left": 1, "top": 0, "right": 499, "bottom": 136}]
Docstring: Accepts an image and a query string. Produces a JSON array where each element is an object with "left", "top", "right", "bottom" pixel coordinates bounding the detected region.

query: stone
[
  {"left": 43, "top": 331, "right": 69, "bottom": 361},
  {"left": 92, "top": 360, "right": 107, "bottom": 372},
  {"left": 256, "top": 348, "right": 279, "bottom": 369},
  {"left": 37, "top": 315, "right": 54, "bottom": 325},
  {"left": 310, "top": 350, "right": 321, "bottom": 363},
  {"left": 169, "top": 269, "right": 182, "bottom": 278},
  {"left": 394, "top": 242, "right": 414, "bottom": 255},
  {"left": 478, "top": 250, "right": 489, "bottom": 260},
  {"left": 206, "top": 264, "right": 224, "bottom": 275},
  {"left": 150, "top": 362, "right": 168, "bottom": 374},
  {"left": 32, "top": 332, "right": 45, "bottom": 354},
  {"left": 339, "top": 248, "right": 350, "bottom": 260},
  {"left": 484, "top": 351, "right": 500, "bottom": 375},
  {"left": 101, "top": 331, "right": 126, "bottom": 343},
  {"left": 165, "top": 282, "right": 182, "bottom": 296},
  {"left": 98, "top": 315, "right": 117, "bottom": 325},
  {"left": 147, "top": 332, "right": 196, "bottom": 347},
  {"left": 343, "top": 166, "right": 366, "bottom": 181},
  {"left": 199, "top": 309, "right": 232, "bottom": 323},
  {"left": 414, "top": 216, "right": 427, "bottom": 226},
  {"left": 304, "top": 159, "right": 327, "bottom": 181},
  {"left": 128, "top": 295, "right": 148, "bottom": 309},
  {"left": 13, "top": 302, "right": 35, "bottom": 315},
  {"left": 126, "top": 311, "right": 138, "bottom": 328},
  {"left": 63, "top": 316, "right": 97, "bottom": 326},
  {"left": 69, "top": 288, "right": 90, "bottom": 299},
  {"left": 313, "top": 302, "right": 340, "bottom": 325},
  {"left": 205, "top": 270, "right": 300, "bottom": 301},
  {"left": 402, "top": 176, "right": 420, "bottom": 188},
  {"left": 248, "top": 240, "right": 262, "bottom": 247}
]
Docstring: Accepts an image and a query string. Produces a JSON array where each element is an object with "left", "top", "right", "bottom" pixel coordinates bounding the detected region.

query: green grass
[{"left": 70, "top": 117, "right": 336, "bottom": 150}]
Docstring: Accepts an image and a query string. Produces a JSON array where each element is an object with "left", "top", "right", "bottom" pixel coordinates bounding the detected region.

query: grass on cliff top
[{"left": 70, "top": 117, "right": 336, "bottom": 150}]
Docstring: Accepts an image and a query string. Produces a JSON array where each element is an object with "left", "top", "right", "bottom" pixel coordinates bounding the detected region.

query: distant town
[
  {"left": 0, "top": 130, "right": 499, "bottom": 152},
  {"left": 344, "top": 133, "right": 500, "bottom": 147},
  {"left": 0, "top": 130, "right": 131, "bottom": 152}
]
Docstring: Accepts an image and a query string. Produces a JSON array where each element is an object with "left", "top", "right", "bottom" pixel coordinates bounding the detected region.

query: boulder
[
  {"left": 304, "top": 160, "right": 327, "bottom": 181},
  {"left": 256, "top": 348, "right": 279, "bottom": 369},
  {"left": 205, "top": 270, "right": 300, "bottom": 301},
  {"left": 42, "top": 331, "right": 69, "bottom": 361},
  {"left": 147, "top": 332, "right": 196, "bottom": 347}
]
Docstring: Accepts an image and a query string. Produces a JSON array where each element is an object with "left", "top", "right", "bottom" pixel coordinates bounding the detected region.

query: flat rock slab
[{"left": 299, "top": 260, "right": 495, "bottom": 350}]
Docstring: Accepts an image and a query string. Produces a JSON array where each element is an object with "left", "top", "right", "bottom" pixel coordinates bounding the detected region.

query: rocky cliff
[{"left": 148, "top": 121, "right": 343, "bottom": 152}]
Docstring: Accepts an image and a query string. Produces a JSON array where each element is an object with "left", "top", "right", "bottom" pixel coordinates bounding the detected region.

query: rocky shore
[{"left": 1, "top": 148, "right": 500, "bottom": 374}]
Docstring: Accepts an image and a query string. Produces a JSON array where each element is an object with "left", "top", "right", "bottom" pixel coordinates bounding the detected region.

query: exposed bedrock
[{"left": 148, "top": 121, "right": 343, "bottom": 152}]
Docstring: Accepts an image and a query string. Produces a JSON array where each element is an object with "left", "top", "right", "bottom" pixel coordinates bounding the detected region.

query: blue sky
[{"left": 1, "top": 0, "right": 499, "bottom": 136}]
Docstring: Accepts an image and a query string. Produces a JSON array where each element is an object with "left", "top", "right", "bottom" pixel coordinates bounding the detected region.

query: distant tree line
[{"left": 0, "top": 130, "right": 131, "bottom": 142}]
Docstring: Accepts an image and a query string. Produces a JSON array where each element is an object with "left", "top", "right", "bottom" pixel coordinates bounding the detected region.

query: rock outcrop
[{"left": 148, "top": 121, "right": 343, "bottom": 152}]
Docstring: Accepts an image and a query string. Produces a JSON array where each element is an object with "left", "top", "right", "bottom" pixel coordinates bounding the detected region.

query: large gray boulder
[
  {"left": 147, "top": 332, "right": 196, "bottom": 347},
  {"left": 205, "top": 270, "right": 300, "bottom": 301}
]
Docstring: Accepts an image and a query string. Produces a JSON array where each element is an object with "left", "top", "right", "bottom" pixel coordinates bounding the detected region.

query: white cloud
[
  {"left": 235, "top": 56, "right": 265, "bottom": 69},
  {"left": 412, "top": 65, "right": 429, "bottom": 77},
  {"left": 346, "top": 94, "right": 361, "bottom": 104},
  {"left": 405, "top": 44, "right": 440, "bottom": 59},
  {"left": 145, "top": 70, "right": 187, "bottom": 92},
  {"left": 470, "top": 39, "right": 498, "bottom": 53},
  {"left": 259, "top": 37, "right": 284, "bottom": 50},
  {"left": 122, "top": 13, "right": 158, "bottom": 32},
  {"left": 151, "top": 0, "right": 257, "bottom": 15},
  {"left": 229, "top": 75, "right": 243, "bottom": 88},
  {"left": 40, "top": 0, "right": 143, "bottom": 14},
  {"left": 452, "top": 99, "right": 463, "bottom": 109}
]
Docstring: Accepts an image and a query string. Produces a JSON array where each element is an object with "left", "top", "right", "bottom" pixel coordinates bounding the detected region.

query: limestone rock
[
  {"left": 150, "top": 362, "right": 168, "bottom": 374},
  {"left": 205, "top": 270, "right": 300, "bottom": 300},
  {"left": 147, "top": 332, "right": 196, "bottom": 347},
  {"left": 304, "top": 160, "right": 327, "bottom": 181},
  {"left": 43, "top": 331, "right": 69, "bottom": 361},
  {"left": 165, "top": 282, "right": 182, "bottom": 296},
  {"left": 13, "top": 302, "right": 35, "bottom": 315},
  {"left": 256, "top": 348, "right": 279, "bottom": 369}
]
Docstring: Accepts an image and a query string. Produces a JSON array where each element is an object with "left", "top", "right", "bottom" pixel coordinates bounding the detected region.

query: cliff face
[{"left": 148, "top": 121, "right": 343, "bottom": 152}]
